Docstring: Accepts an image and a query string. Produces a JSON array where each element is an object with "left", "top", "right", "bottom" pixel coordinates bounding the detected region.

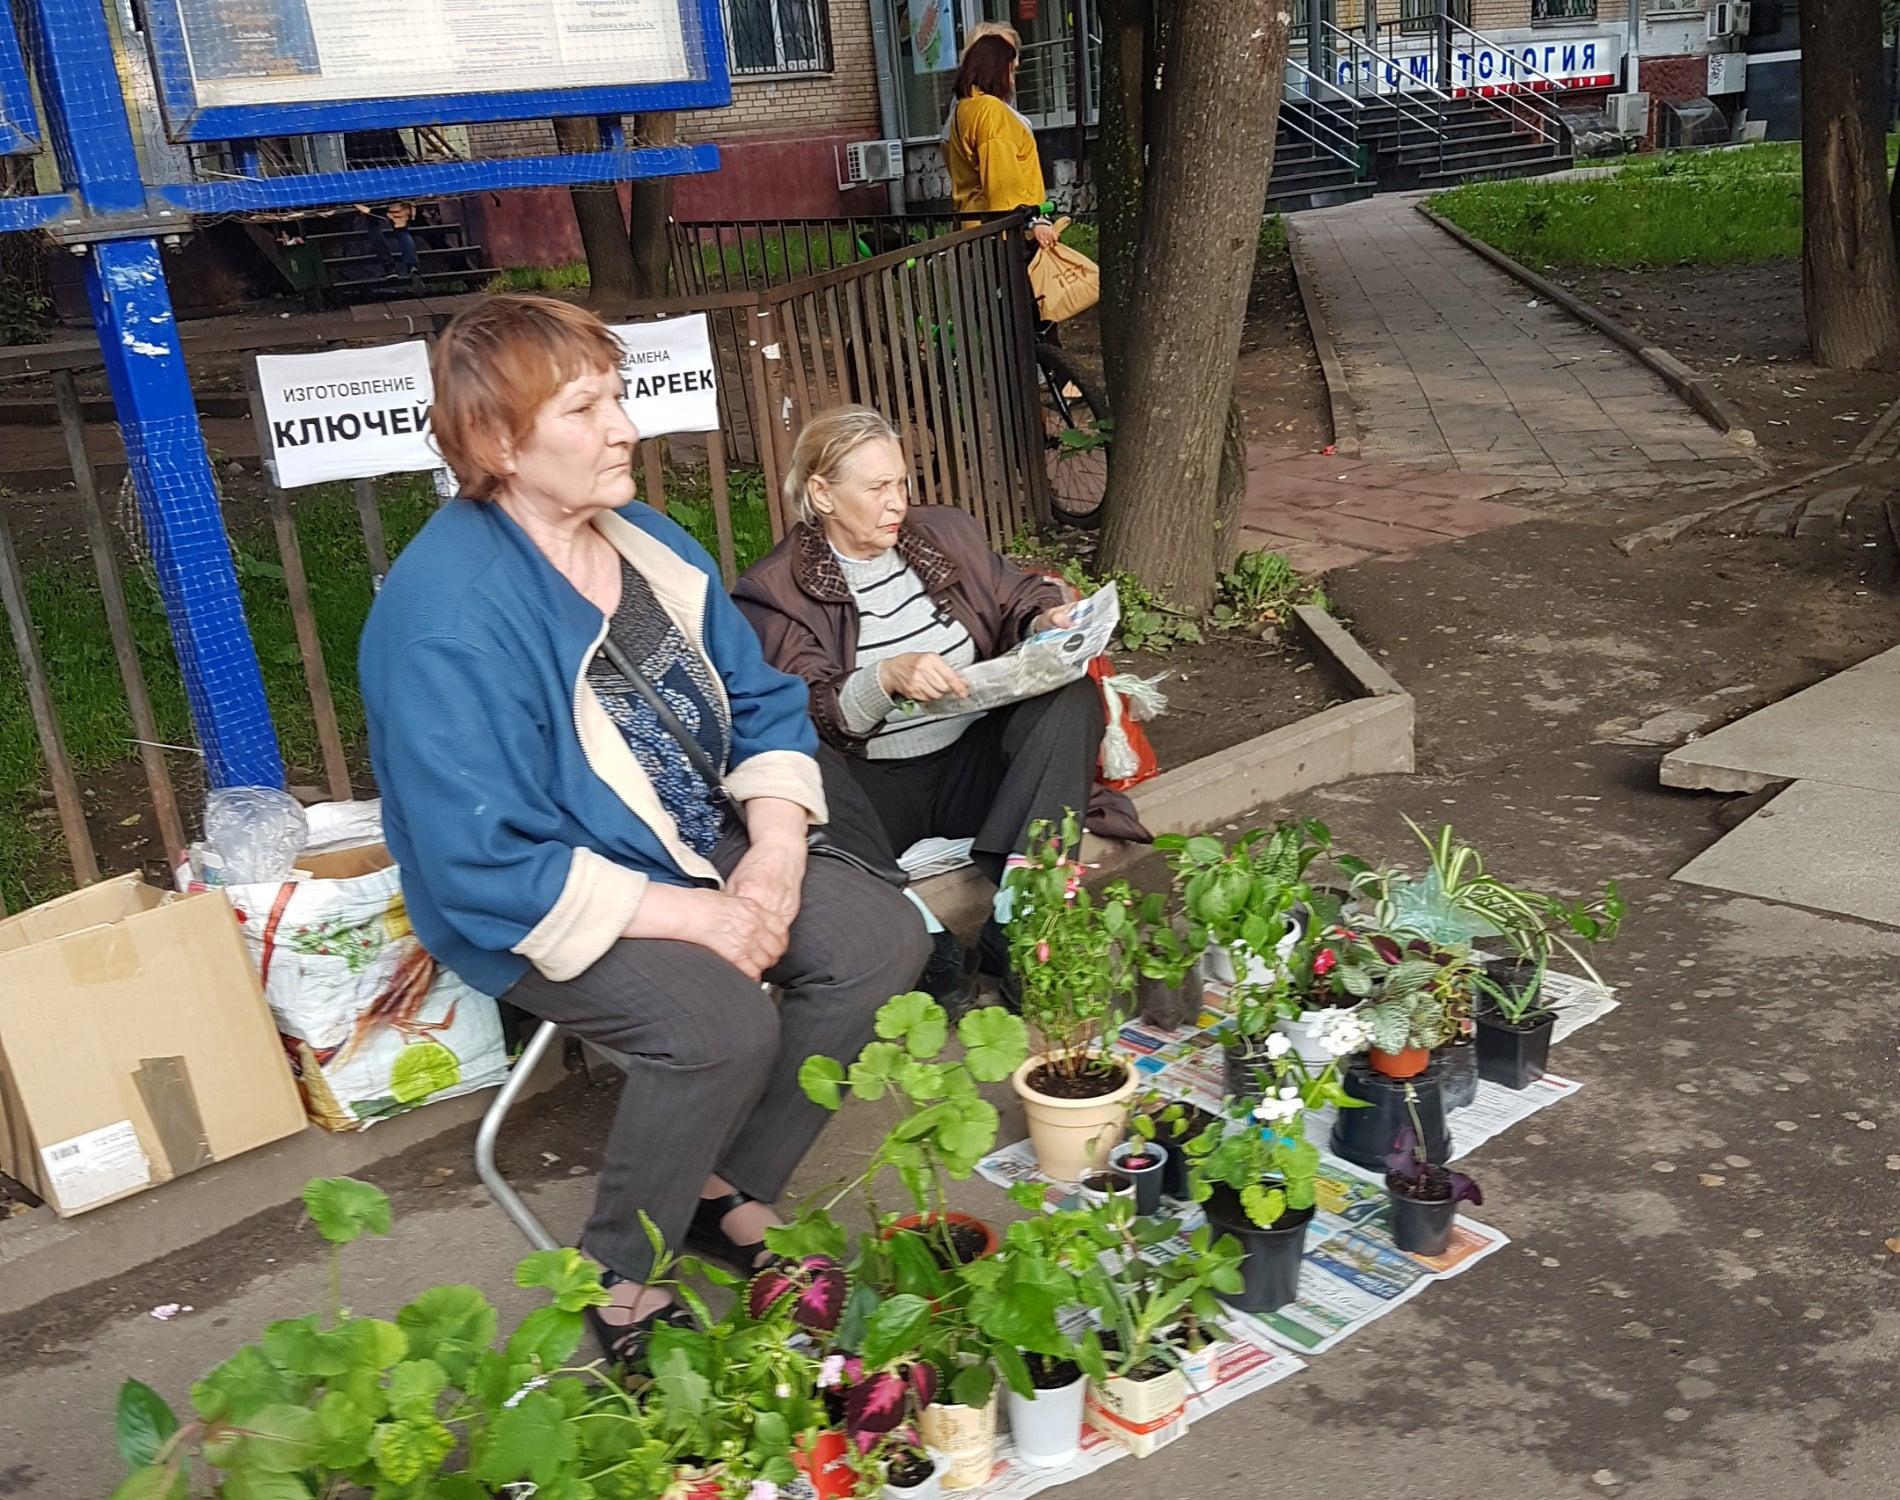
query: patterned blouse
[{"left": 586, "top": 558, "right": 731, "bottom": 857}]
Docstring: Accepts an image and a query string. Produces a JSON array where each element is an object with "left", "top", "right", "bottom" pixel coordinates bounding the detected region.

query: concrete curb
[
  {"left": 0, "top": 613, "right": 1412, "bottom": 1311},
  {"left": 913, "top": 604, "right": 1413, "bottom": 932},
  {"left": 1284, "top": 219, "right": 1362, "bottom": 459},
  {"left": 1414, "top": 203, "right": 1758, "bottom": 450}
]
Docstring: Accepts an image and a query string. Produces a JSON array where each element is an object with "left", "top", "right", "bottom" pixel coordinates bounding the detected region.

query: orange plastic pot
[
  {"left": 1368, "top": 1045, "right": 1429, "bottom": 1079},
  {"left": 885, "top": 1211, "right": 1001, "bottom": 1265},
  {"left": 795, "top": 1430, "right": 856, "bottom": 1499}
]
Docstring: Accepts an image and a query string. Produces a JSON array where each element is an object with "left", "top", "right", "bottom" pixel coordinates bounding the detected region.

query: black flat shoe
[
  {"left": 583, "top": 1295, "right": 694, "bottom": 1374},
  {"left": 976, "top": 918, "right": 1022, "bottom": 1012},
  {"left": 684, "top": 1188, "right": 788, "bottom": 1274}
]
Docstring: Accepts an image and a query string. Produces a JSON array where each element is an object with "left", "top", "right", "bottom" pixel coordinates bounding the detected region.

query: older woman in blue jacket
[{"left": 360, "top": 295, "right": 927, "bottom": 1370}]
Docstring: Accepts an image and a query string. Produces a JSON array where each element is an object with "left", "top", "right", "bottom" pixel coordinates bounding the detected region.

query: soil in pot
[
  {"left": 1330, "top": 1057, "right": 1450, "bottom": 1171},
  {"left": 888, "top": 1212, "right": 999, "bottom": 1269},
  {"left": 1137, "top": 968, "right": 1205, "bottom": 1032},
  {"left": 1475, "top": 1005, "right": 1555, "bottom": 1089},
  {"left": 884, "top": 1447, "right": 938, "bottom": 1491},
  {"left": 1386, "top": 1170, "right": 1459, "bottom": 1255},
  {"left": 1026, "top": 1057, "right": 1131, "bottom": 1099},
  {"left": 1013, "top": 1054, "right": 1139, "bottom": 1182},
  {"left": 1079, "top": 1169, "right": 1135, "bottom": 1206},
  {"left": 1438, "top": 1036, "right": 1479, "bottom": 1110},
  {"left": 1203, "top": 1184, "right": 1313, "bottom": 1315}
]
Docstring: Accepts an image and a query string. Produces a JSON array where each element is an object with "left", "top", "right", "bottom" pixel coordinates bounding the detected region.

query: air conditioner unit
[
  {"left": 1607, "top": 92, "right": 1649, "bottom": 135},
  {"left": 842, "top": 139, "right": 905, "bottom": 185},
  {"left": 1707, "top": 1, "right": 1751, "bottom": 39}
]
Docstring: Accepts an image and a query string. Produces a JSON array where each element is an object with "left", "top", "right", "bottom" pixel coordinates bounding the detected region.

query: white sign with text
[
  {"left": 255, "top": 340, "right": 437, "bottom": 488},
  {"left": 608, "top": 314, "right": 720, "bottom": 438}
]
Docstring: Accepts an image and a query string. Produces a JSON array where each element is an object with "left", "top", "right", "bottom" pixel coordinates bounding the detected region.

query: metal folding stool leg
[{"left": 474, "top": 1020, "right": 564, "bottom": 1251}]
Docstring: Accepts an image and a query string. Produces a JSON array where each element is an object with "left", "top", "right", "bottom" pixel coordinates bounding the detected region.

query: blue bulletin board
[
  {"left": 0, "top": 7, "right": 39, "bottom": 154},
  {"left": 140, "top": 0, "right": 731, "bottom": 142}
]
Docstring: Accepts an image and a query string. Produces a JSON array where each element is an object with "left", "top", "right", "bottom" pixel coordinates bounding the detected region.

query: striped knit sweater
[{"left": 834, "top": 547, "right": 979, "bottom": 759}]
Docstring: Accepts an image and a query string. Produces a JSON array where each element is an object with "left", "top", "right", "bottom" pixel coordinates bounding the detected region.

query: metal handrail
[
  {"left": 1284, "top": 60, "right": 1365, "bottom": 171},
  {"left": 1441, "top": 17, "right": 1573, "bottom": 147},
  {"left": 1319, "top": 20, "right": 1454, "bottom": 105},
  {"left": 1316, "top": 20, "right": 1449, "bottom": 173}
]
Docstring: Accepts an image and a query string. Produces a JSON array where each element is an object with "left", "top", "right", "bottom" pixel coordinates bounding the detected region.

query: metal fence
[{"left": 0, "top": 213, "right": 1047, "bottom": 906}]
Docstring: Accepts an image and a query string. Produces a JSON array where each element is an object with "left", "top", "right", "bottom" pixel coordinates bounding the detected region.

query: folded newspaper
[{"left": 892, "top": 582, "right": 1120, "bottom": 721}]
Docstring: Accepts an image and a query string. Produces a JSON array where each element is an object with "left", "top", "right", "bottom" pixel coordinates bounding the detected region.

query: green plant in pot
[
  {"left": 1356, "top": 941, "right": 1473, "bottom": 1080},
  {"left": 795, "top": 992, "right": 1028, "bottom": 1288},
  {"left": 1471, "top": 956, "right": 1558, "bottom": 1089},
  {"left": 1129, "top": 1092, "right": 1221, "bottom": 1203},
  {"left": 1272, "top": 919, "right": 1388, "bottom": 1068},
  {"left": 1396, "top": 819, "right": 1625, "bottom": 987},
  {"left": 1072, "top": 1207, "right": 1244, "bottom": 1457},
  {"left": 1157, "top": 821, "right": 1331, "bottom": 995},
  {"left": 1185, "top": 1052, "right": 1360, "bottom": 1315},
  {"left": 1107, "top": 881, "right": 1207, "bottom": 1033},
  {"left": 1002, "top": 814, "right": 1141, "bottom": 1183}
]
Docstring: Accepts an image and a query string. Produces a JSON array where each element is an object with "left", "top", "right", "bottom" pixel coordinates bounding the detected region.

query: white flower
[
  {"left": 1278, "top": 1085, "right": 1300, "bottom": 1102},
  {"left": 775, "top": 1382, "right": 791, "bottom": 1400},
  {"left": 1312, "top": 1010, "right": 1370, "bottom": 1054},
  {"left": 1251, "top": 1096, "right": 1300, "bottom": 1125},
  {"left": 1264, "top": 1032, "right": 1292, "bottom": 1060}
]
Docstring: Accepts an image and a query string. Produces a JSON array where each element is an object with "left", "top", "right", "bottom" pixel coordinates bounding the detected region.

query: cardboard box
[{"left": 0, "top": 875, "right": 307, "bottom": 1216}]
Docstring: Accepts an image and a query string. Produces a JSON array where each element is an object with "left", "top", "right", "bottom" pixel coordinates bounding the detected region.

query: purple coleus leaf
[
  {"left": 844, "top": 1363, "right": 938, "bottom": 1451},
  {"left": 1384, "top": 1126, "right": 1422, "bottom": 1180},
  {"left": 1447, "top": 1170, "right": 1483, "bottom": 1207},
  {"left": 746, "top": 1256, "right": 848, "bottom": 1333}
]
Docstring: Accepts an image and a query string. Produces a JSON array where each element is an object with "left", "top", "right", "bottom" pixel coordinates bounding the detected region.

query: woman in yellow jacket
[{"left": 944, "top": 33, "right": 1058, "bottom": 256}]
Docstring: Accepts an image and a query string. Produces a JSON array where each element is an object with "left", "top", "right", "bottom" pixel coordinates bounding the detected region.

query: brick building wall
[
  {"left": 1330, "top": 0, "right": 1630, "bottom": 31},
  {"left": 1638, "top": 51, "right": 1712, "bottom": 142}
]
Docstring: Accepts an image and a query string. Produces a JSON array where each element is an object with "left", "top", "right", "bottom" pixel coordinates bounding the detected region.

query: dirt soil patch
[
  {"left": 1126, "top": 623, "right": 1342, "bottom": 768},
  {"left": 1549, "top": 260, "right": 1900, "bottom": 468}
]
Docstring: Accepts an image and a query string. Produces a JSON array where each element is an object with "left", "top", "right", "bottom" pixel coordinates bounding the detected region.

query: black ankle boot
[{"left": 920, "top": 930, "right": 976, "bottom": 1016}]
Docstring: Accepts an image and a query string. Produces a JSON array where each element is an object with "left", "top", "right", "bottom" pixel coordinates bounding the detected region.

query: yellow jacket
[{"left": 946, "top": 90, "right": 1047, "bottom": 217}]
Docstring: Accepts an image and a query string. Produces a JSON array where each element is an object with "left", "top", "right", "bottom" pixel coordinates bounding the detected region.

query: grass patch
[
  {"left": 1429, "top": 138, "right": 1900, "bottom": 269},
  {"left": 0, "top": 468, "right": 774, "bottom": 909}
]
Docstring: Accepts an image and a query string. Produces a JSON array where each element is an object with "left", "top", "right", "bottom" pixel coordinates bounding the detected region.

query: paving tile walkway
[
  {"left": 1286, "top": 194, "right": 1754, "bottom": 489},
  {"left": 1238, "top": 443, "right": 1532, "bottom": 572}
]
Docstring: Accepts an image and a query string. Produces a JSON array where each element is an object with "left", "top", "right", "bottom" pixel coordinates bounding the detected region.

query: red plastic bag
[{"left": 1091, "top": 655, "right": 1159, "bottom": 791}]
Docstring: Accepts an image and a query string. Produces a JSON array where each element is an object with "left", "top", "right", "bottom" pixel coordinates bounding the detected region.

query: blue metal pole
[{"left": 21, "top": 0, "right": 284, "bottom": 788}]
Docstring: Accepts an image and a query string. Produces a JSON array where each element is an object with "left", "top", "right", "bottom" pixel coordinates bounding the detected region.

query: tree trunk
[
  {"left": 1094, "top": 0, "right": 1148, "bottom": 409},
  {"left": 551, "top": 117, "right": 636, "bottom": 308},
  {"left": 1095, "top": 1, "right": 1287, "bottom": 611},
  {"left": 1800, "top": 0, "right": 1900, "bottom": 370},
  {"left": 628, "top": 113, "right": 680, "bottom": 301}
]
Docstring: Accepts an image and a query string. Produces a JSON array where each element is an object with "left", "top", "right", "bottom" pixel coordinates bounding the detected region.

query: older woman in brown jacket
[{"left": 734, "top": 406, "right": 1113, "bottom": 1006}]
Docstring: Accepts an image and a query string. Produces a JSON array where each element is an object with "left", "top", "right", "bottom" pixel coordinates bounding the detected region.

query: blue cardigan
[{"left": 359, "top": 499, "right": 825, "bottom": 998}]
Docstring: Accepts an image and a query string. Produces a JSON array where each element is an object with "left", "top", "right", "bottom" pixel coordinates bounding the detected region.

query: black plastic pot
[
  {"left": 1438, "top": 1037, "right": 1479, "bottom": 1110},
  {"left": 1475, "top": 1008, "right": 1555, "bottom": 1089},
  {"left": 1223, "top": 1035, "right": 1281, "bottom": 1102},
  {"left": 1386, "top": 1182, "right": 1458, "bottom": 1255},
  {"left": 1109, "top": 1141, "right": 1168, "bottom": 1216},
  {"left": 1483, "top": 954, "right": 1541, "bottom": 990},
  {"left": 1329, "top": 1057, "right": 1451, "bottom": 1172},
  {"left": 1204, "top": 1185, "right": 1313, "bottom": 1314},
  {"left": 1137, "top": 967, "right": 1205, "bottom": 1033},
  {"left": 1153, "top": 1103, "right": 1216, "bottom": 1201}
]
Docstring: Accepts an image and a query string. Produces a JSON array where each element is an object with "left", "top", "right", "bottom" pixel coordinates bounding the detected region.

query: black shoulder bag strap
[{"left": 594, "top": 634, "right": 906, "bottom": 889}]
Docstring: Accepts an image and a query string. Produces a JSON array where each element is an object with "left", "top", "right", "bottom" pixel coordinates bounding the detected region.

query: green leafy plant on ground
[{"left": 1428, "top": 137, "right": 1900, "bottom": 269}]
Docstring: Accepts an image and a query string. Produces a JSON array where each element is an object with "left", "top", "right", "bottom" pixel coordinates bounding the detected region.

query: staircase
[{"left": 253, "top": 203, "right": 499, "bottom": 311}]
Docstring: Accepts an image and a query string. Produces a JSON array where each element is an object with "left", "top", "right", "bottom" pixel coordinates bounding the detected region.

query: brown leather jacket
[{"left": 732, "top": 506, "right": 1065, "bottom": 751}]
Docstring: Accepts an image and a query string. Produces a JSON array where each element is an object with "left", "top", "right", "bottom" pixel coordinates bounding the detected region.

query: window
[
  {"left": 724, "top": 0, "right": 831, "bottom": 76},
  {"left": 1531, "top": 0, "right": 1597, "bottom": 17},
  {"left": 1397, "top": 0, "right": 1471, "bottom": 34}
]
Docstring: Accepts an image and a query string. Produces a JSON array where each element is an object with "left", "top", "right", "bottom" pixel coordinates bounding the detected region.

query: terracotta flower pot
[
  {"left": 885, "top": 1211, "right": 1000, "bottom": 1266},
  {"left": 1368, "top": 1044, "right": 1429, "bottom": 1079},
  {"left": 1010, "top": 1053, "right": 1139, "bottom": 1183}
]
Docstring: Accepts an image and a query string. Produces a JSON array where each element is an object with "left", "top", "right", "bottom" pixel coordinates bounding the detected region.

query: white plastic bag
[{"left": 221, "top": 801, "right": 509, "bottom": 1131}]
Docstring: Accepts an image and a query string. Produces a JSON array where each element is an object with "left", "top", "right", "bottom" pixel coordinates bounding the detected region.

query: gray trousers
[{"left": 506, "top": 828, "right": 930, "bottom": 1282}]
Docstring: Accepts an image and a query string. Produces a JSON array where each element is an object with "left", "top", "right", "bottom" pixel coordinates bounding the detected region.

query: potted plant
[
  {"left": 1108, "top": 883, "right": 1206, "bottom": 1032},
  {"left": 1075, "top": 1212, "right": 1244, "bottom": 1457},
  {"left": 1472, "top": 957, "right": 1557, "bottom": 1088},
  {"left": 1003, "top": 815, "right": 1141, "bottom": 1182},
  {"left": 1107, "top": 1137, "right": 1168, "bottom": 1215},
  {"left": 1274, "top": 920, "right": 1385, "bottom": 1066},
  {"left": 797, "top": 992, "right": 1029, "bottom": 1276},
  {"left": 870, "top": 1429, "right": 943, "bottom": 1500},
  {"left": 1185, "top": 1053, "right": 1358, "bottom": 1314},
  {"left": 1129, "top": 1094, "right": 1219, "bottom": 1202},
  {"left": 1357, "top": 943, "right": 1472, "bottom": 1079},
  {"left": 1158, "top": 822, "right": 1332, "bottom": 989},
  {"left": 1384, "top": 1125, "right": 1483, "bottom": 1256},
  {"left": 1076, "top": 1167, "right": 1135, "bottom": 1209}
]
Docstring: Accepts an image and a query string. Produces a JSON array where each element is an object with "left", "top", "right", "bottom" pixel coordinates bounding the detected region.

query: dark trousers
[
  {"left": 504, "top": 827, "right": 929, "bottom": 1282},
  {"left": 361, "top": 213, "right": 419, "bottom": 276},
  {"left": 819, "top": 676, "right": 1105, "bottom": 905}
]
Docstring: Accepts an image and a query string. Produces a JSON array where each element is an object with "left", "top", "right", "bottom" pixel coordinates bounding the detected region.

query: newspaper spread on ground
[
  {"left": 944, "top": 1324, "right": 1303, "bottom": 1500},
  {"left": 890, "top": 583, "right": 1120, "bottom": 721},
  {"left": 973, "top": 963, "right": 1614, "bottom": 1375}
]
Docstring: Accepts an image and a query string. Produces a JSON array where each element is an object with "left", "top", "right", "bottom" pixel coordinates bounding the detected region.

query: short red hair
[{"left": 430, "top": 294, "right": 625, "bottom": 500}]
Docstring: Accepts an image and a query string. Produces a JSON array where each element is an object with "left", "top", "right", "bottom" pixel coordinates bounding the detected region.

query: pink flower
[
  {"left": 1037, "top": 941, "right": 1051, "bottom": 963},
  {"left": 817, "top": 1354, "right": 847, "bottom": 1389},
  {"left": 1313, "top": 949, "right": 1338, "bottom": 977}
]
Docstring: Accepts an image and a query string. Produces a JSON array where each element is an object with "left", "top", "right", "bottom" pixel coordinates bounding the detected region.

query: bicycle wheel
[{"left": 1036, "top": 343, "right": 1109, "bottom": 531}]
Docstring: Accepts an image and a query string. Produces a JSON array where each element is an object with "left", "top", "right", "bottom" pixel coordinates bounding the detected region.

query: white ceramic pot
[
  {"left": 883, "top": 1453, "right": 945, "bottom": 1500},
  {"left": 919, "top": 1394, "right": 999, "bottom": 1491},
  {"left": 1010, "top": 1054, "right": 1139, "bottom": 1183},
  {"left": 1004, "top": 1367, "right": 1088, "bottom": 1468},
  {"left": 1202, "top": 918, "right": 1301, "bottom": 991}
]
